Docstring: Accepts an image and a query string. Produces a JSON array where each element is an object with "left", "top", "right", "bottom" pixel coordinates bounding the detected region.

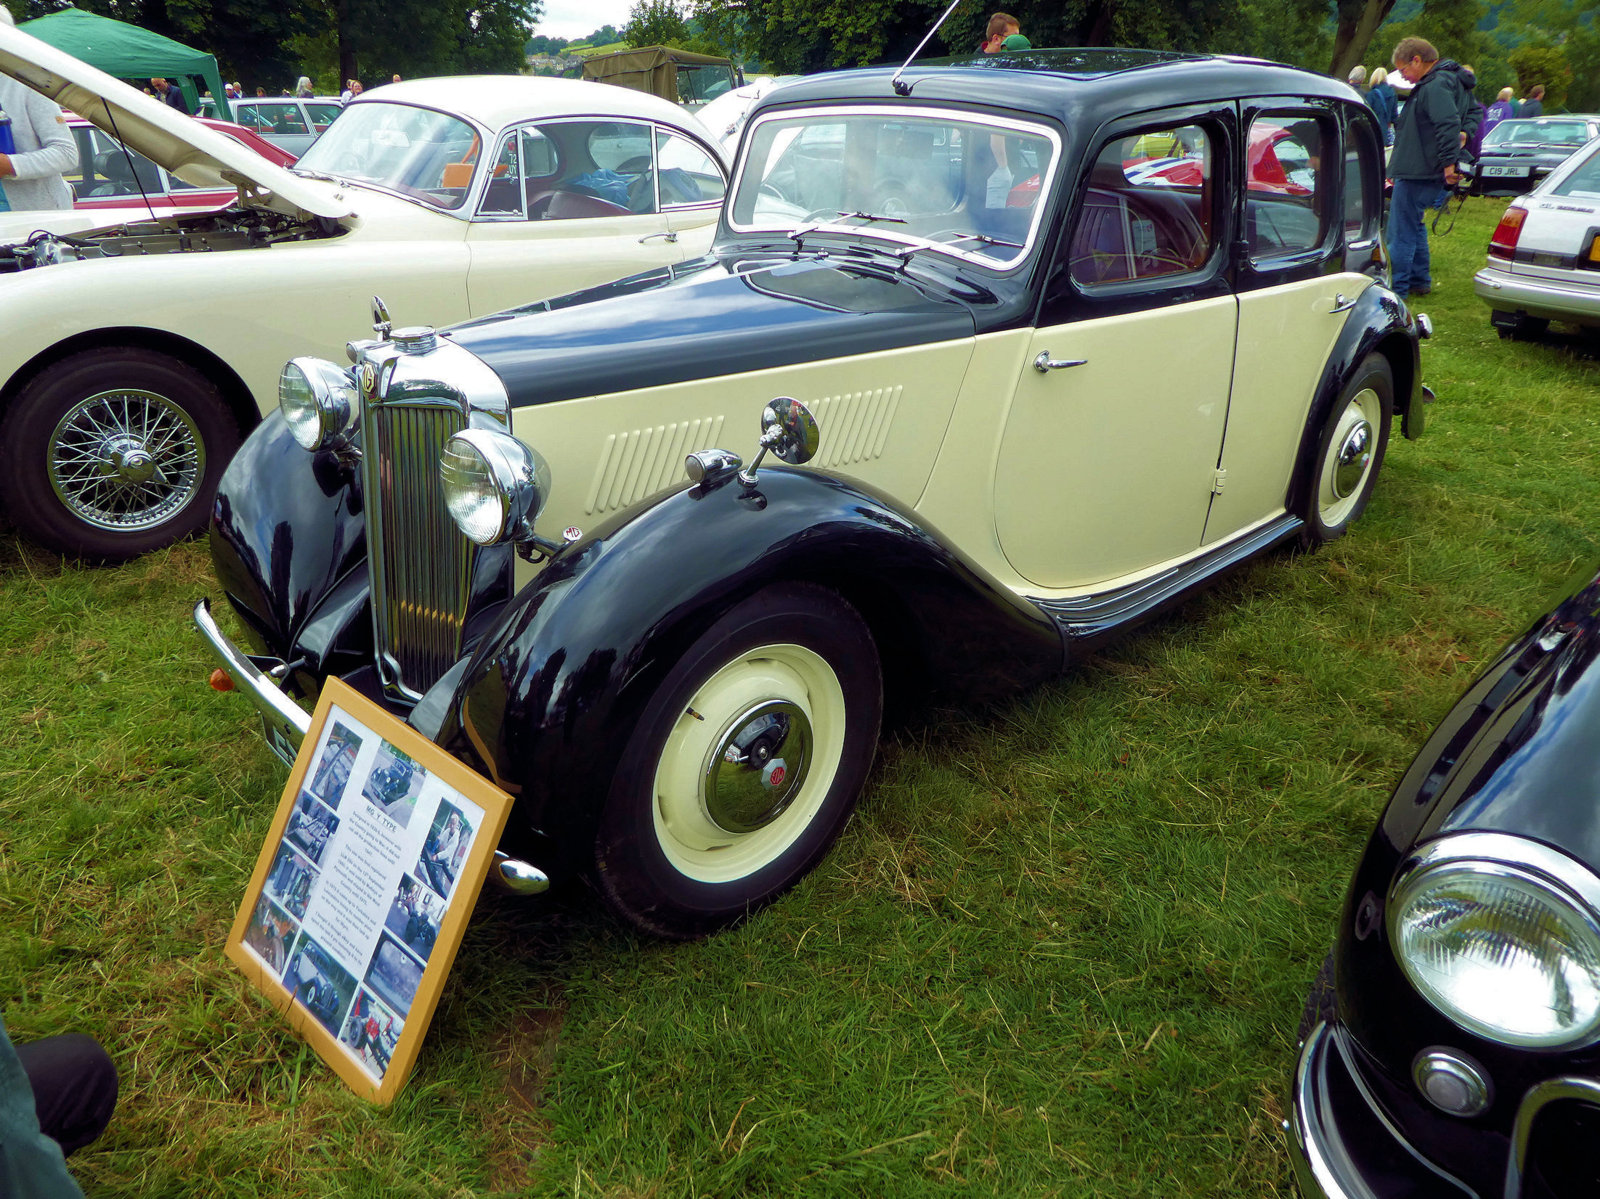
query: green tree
[
  {"left": 624, "top": 0, "right": 691, "bottom": 47},
  {"left": 1507, "top": 42, "right": 1570, "bottom": 108}
]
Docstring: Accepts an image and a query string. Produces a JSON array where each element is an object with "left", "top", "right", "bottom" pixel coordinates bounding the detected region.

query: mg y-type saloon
[{"left": 198, "top": 49, "right": 1434, "bottom": 938}]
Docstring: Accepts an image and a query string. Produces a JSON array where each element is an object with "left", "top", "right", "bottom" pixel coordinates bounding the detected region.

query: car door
[
  {"left": 1205, "top": 102, "right": 1364, "bottom": 546},
  {"left": 465, "top": 119, "right": 708, "bottom": 317},
  {"left": 993, "top": 107, "right": 1238, "bottom": 590}
]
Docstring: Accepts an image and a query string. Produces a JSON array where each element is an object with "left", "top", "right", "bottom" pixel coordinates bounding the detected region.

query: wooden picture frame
[{"left": 225, "top": 677, "right": 512, "bottom": 1103}]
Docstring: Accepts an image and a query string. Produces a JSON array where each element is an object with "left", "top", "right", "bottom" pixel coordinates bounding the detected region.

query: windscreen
[
  {"left": 728, "top": 108, "right": 1059, "bottom": 267},
  {"left": 296, "top": 102, "right": 481, "bottom": 210}
]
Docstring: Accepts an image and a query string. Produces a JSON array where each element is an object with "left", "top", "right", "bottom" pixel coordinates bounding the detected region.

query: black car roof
[{"left": 755, "top": 49, "right": 1359, "bottom": 128}]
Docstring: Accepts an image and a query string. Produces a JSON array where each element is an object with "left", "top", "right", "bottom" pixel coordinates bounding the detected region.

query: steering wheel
[{"left": 758, "top": 181, "right": 793, "bottom": 205}]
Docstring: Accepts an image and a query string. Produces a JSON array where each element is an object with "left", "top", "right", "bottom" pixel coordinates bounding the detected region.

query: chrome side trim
[
  {"left": 1505, "top": 1076, "right": 1600, "bottom": 1198},
  {"left": 192, "top": 598, "right": 311, "bottom": 766}
]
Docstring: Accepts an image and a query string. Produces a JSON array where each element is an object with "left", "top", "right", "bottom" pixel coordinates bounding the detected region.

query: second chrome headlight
[
  {"left": 279, "top": 357, "right": 358, "bottom": 451},
  {"left": 1391, "top": 835, "right": 1600, "bottom": 1048},
  {"left": 439, "top": 429, "right": 550, "bottom": 546}
]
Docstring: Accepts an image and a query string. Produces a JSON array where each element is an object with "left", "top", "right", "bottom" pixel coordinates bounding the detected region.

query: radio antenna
[{"left": 890, "top": 0, "right": 965, "bottom": 96}]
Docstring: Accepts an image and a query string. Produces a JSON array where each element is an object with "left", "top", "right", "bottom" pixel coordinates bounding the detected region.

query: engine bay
[{"left": 0, "top": 207, "right": 340, "bottom": 273}]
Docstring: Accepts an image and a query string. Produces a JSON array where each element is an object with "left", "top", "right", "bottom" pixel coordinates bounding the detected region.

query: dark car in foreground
[
  {"left": 197, "top": 48, "right": 1433, "bottom": 939},
  {"left": 1289, "top": 564, "right": 1600, "bottom": 1198}
]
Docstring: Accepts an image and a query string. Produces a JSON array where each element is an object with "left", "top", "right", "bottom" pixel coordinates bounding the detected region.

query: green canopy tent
[{"left": 16, "top": 6, "right": 229, "bottom": 121}]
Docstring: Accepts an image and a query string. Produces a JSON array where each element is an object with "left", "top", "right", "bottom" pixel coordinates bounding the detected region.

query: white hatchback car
[
  {"left": 1474, "top": 133, "right": 1600, "bottom": 339},
  {"left": 0, "top": 25, "right": 727, "bottom": 560}
]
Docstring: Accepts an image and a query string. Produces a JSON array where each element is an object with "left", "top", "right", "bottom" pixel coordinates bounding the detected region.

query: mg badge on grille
[{"left": 359, "top": 362, "right": 377, "bottom": 396}]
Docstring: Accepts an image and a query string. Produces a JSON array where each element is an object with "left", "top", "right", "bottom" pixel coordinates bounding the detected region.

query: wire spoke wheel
[{"left": 49, "top": 388, "right": 205, "bottom": 532}]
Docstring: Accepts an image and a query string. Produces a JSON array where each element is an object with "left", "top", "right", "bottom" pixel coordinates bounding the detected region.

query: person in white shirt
[{"left": 0, "top": 6, "right": 78, "bottom": 211}]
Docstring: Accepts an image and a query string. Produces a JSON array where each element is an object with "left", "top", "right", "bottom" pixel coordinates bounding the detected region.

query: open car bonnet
[{"left": 0, "top": 22, "right": 350, "bottom": 220}]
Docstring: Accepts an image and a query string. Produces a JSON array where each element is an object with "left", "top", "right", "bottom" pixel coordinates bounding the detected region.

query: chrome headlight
[
  {"left": 1390, "top": 834, "right": 1600, "bottom": 1048},
  {"left": 279, "top": 357, "right": 358, "bottom": 451},
  {"left": 439, "top": 429, "right": 550, "bottom": 546}
]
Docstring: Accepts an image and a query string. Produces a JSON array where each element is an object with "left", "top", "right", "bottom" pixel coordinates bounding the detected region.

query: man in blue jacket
[{"left": 1386, "top": 36, "right": 1481, "bottom": 299}]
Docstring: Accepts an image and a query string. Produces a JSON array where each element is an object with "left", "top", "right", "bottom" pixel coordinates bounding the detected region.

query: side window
[
  {"left": 1067, "top": 124, "right": 1214, "bottom": 289},
  {"left": 1344, "top": 118, "right": 1380, "bottom": 242},
  {"left": 1246, "top": 114, "right": 1329, "bottom": 260},
  {"left": 655, "top": 129, "right": 724, "bottom": 208},
  {"left": 306, "top": 102, "right": 342, "bottom": 133},
  {"left": 538, "top": 121, "right": 653, "bottom": 216},
  {"left": 234, "top": 103, "right": 264, "bottom": 132},
  {"left": 270, "top": 105, "right": 311, "bottom": 136},
  {"left": 478, "top": 127, "right": 559, "bottom": 218},
  {"left": 80, "top": 129, "right": 163, "bottom": 198}
]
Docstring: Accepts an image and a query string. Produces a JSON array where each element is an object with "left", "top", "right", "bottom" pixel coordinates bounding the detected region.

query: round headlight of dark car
[
  {"left": 279, "top": 357, "right": 358, "bottom": 451},
  {"left": 1391, "top": 840, "right": 1600, "bottom": 1048},
  {"left": 439, "top": 429, "right": 550, "bottom": 546}
]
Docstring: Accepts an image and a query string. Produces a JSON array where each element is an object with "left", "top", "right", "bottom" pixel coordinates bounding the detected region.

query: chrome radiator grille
[{"left": 365, "top": 399, "right": 473, "bottom": 699}]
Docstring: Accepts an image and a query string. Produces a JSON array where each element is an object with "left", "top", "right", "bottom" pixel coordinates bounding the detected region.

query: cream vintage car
[
  {"left": 198, "top": 50, "right": 1436, "bottom": 940},
  {"left": 0, "top": 24, "right": 727, "bottom": 560}
]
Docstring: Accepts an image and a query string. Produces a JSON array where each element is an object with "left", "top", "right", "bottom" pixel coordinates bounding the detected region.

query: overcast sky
[{"left": 533, "top": 0, "right": 634, "bottom": 41}]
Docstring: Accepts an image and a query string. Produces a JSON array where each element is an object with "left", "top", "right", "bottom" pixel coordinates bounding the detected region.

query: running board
[{"left": 1030, "top": 515, "right": 1304, "bottom": 656}]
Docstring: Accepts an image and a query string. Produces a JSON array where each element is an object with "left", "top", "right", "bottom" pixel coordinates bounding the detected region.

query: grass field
[{"left": 2, "top": 194, "right": 1596, "bottom": 1197}]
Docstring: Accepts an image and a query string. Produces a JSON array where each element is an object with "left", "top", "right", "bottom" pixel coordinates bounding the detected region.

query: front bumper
[
  {"left": 1288, "top": 1021, "right": 1473, "bottom": 1199},
  {"left": 1474, "top": 265, "right": 1600, "bottom": 327},
  {"left": 193, "top": 597, "right": 310, "bottom": 767}
]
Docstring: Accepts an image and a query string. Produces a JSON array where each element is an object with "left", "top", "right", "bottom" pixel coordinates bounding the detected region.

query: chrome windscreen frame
[
  {"left": 351, "top": 333, "right": 514, "bottom": 702},
  {"left": 725, "top": 102, "right": 1064, "bottom": 271}
]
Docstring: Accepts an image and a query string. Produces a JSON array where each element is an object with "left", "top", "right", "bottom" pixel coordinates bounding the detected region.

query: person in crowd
[
  {"left": 0, "top": 6, "right": 76, "bottom": 211},
  {"left": 1346, "top": 64, "right": 1368, "bottom": 94},
  {"left": 1519, "top": 84, "right": 1544, "bottom": 117},
  {"left": 295, "top": 75, "right": 313, "bottom": 97},
  {"left": 391, "top": 74, "right": 401, "bottom": 84},
  {"left": 1365, "top": 66, "right": 1398, "bottom": 147},
  {"left": 0, "top": 1012, "right": 118, "bottom": 1198},
  {"left": 150, "top": 77, "right": 189, "bottom": 114},
  {"left": 981, "top": 13, "right": 1028, "bottom": 53},
  {"left": 1386, "top": 36, "right": 1478, "bottom": 299},
  {"left": 1482, "top": 86, "right": 1515, "bottom": 137},
  {"left": 339, "top": 79, "right": 363, "bottom": 105}
]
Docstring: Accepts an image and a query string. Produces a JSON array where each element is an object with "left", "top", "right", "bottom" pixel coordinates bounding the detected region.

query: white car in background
[
  {"left": 1474, "top": 133, "right": 1600, "bottom": 340},
  {"left": 0, "top": 23, "right": 727, "bottom": 560}
]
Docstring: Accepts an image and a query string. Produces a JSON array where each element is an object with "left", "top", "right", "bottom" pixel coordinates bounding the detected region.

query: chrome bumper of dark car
[
  {"left": 192, "top": 598, "right": 310, "bottom": 767},
  {"left": 1288, "top": 1021, "right": 1474, "bottom": 1199}
]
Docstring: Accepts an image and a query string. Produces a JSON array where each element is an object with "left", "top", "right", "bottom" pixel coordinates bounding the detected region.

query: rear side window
[
  {"left": 1245, "top": 114, "right": 1329, "bottom": 260},
  {"left": 1067, "top": 124, "right": 1214, "bottom": 288},
  {"left": 306, "top": 102, "right": 342, "bottom": 132}
]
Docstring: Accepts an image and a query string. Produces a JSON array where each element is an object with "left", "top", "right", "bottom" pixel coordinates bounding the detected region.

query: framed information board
[{"left": 226, "top": 677, "right": 512, "bottom": 1103}]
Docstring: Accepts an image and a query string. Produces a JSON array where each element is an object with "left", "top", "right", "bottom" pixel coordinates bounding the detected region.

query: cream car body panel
[
  {"left": 997, "top": 297, "right": 1236, "bottom": 588},
  {"left": 1205, "top": 274, "right": 1370, "bottom": 543},
  {"left": 506, "top": 338, "right": 976, "bottom": 589}
]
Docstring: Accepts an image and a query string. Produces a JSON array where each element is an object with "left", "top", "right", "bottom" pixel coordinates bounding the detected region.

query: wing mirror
[{"left": 685, "top": 397, "right": 821, "bottom": 488}]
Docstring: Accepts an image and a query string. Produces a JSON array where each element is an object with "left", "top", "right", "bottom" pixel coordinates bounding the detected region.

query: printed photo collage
[{"left": 240, "top": 710, "right": 483, "bottom": 1084}]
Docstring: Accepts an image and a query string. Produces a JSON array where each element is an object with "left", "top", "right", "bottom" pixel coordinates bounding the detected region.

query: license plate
[{"left": 1483, "top": 166, "right": 1525, "bottom": 177}]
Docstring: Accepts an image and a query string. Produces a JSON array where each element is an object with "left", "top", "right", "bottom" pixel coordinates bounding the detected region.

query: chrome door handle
[
  {"left": 639, "top": 230, "right": 678, "bottom": 244},
  {"left": 1034, "top": 351, "right": 1087, "bottom": 373},
  {"left": 1330, "top": 293, "right": 1358, "bottom": 313}
]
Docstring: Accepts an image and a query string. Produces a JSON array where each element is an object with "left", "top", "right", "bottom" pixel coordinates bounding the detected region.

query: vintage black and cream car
[
  {"left": 1289, "top": 565, "right": 1600, "bottom": 1199},
  {"left": 197, "top": 50, "right": 1433, "bottom": 938}
]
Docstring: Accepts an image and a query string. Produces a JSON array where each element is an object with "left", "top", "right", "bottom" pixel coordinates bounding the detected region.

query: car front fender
[{"left": 435, "top": 466, "right": 1062, "bottom": 870}]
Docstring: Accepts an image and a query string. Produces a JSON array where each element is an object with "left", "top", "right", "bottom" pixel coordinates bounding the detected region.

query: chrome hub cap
[
  {"left": 49, "top": 389, "right": 205, "bottom": 532},
  {"left": 1331, "top": 419, "right": 1372, "bottom": 500},
  {"left": 1317, "top": 387, "right": 1380, "bottom": 528},
  {"left": 703, "top": 700, "right": 812, "bottom": 834},
  {"left": 652, "top": 643, "right": 846, "bottom": 884}
]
